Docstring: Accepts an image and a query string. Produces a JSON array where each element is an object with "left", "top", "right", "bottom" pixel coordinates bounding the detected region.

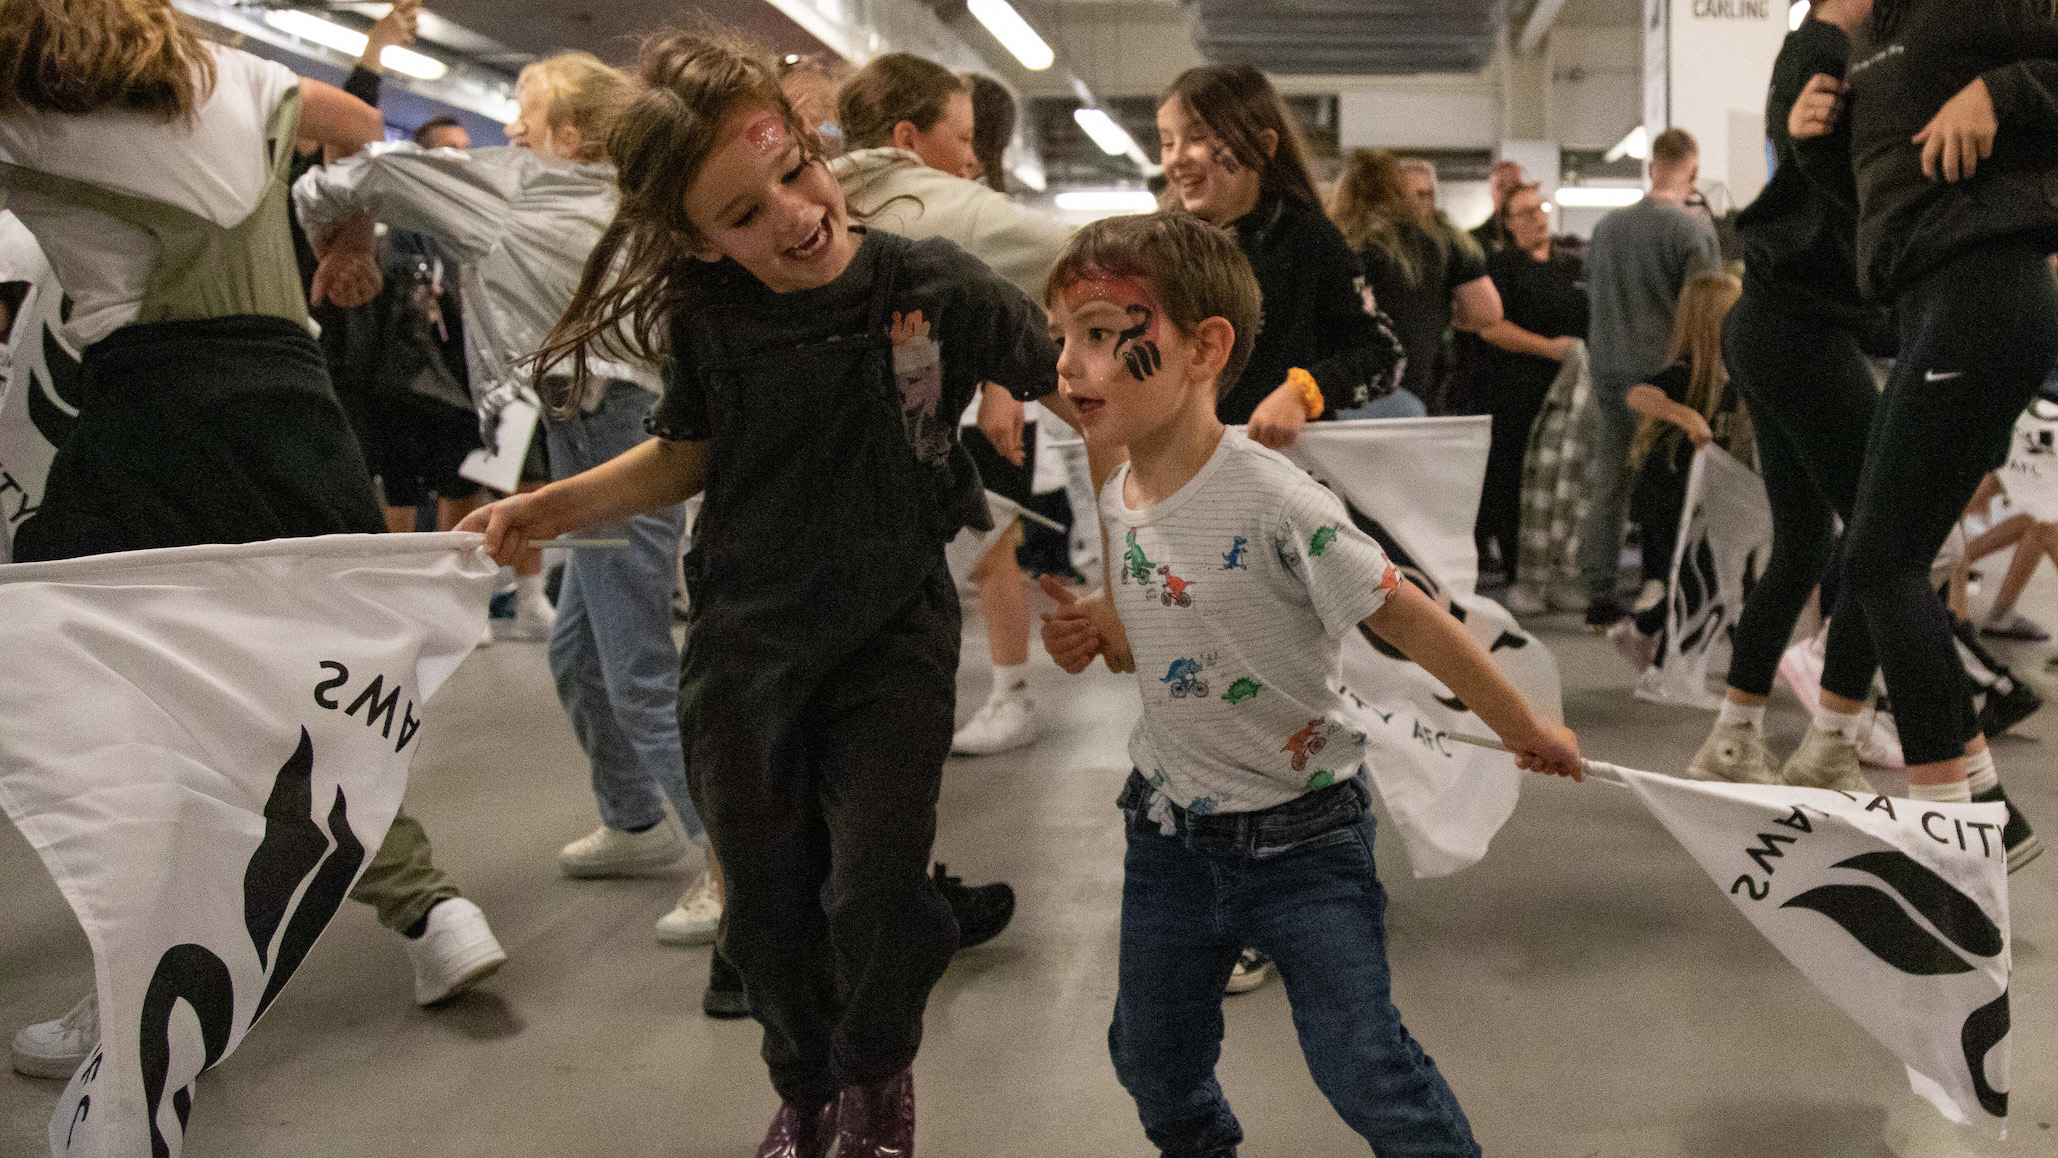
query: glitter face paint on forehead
[{"left": 744, "top": 111, "right": 789, "bottom": 154}]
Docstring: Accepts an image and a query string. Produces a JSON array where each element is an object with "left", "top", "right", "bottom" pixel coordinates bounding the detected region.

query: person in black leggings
[
  {"left": 1792, "top": 0, "right": 2056, "bottom": 851},
  {"left": 1690, "top": 0, "right": 1887, "bottom": 794}
]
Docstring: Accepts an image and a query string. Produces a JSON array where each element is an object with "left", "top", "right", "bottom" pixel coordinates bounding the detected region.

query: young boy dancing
[{"left": 1041, "top": 212, "right": 1584, "bottom": 1157}]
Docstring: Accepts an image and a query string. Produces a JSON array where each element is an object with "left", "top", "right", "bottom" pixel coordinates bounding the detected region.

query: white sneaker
[
  {"left": 477, "top": 620, "right": 495, "bottom": 649},
  {"left": 1688, "top": 720, "right": 1777, "bottom": 785},
  {"left": 403, "top": 898, "right": 507, "bottom": 1007},
  {"left": 1500, "top": 585, "right": 1548, "bottom": 616},
  {"left": 1607, "top": 618, "right": 1661, "bottom": 673},
  {"left": 655, "top": 869, "right": 723, "bottom": 946},
  {"left": 10, "top": 994, "right": 97, "bottom": 1079},
  {"left": 558, "top": 819, "right": 687, "bottom": 879},
  {"left": 1224, "top": 949, "right": 1274, "bottom": 995},
  {"left": 1632, "top": 664, "right": 1670, "bottom": 704},
  {"left": 951, "top": 694, "right": 1037, "bottom": 756},
  {"left": 1781, "top": 726, "right": 1875, "bottom": 794},
  {"left": 497, "top": 591, "right": 556, "bottom": 642}
]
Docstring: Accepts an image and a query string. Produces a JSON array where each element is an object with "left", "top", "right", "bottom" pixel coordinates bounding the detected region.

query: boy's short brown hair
[{"left": 1046, "top": 211, "right": 1263, "bottom": 396}]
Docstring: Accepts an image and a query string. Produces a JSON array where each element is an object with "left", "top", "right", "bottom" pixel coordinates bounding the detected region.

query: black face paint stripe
[{"left": 1115, "top": 304, "right": 1160, "bottom": 382}]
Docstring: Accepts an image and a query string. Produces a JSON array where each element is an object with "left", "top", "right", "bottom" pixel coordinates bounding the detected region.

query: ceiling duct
[{"left": 1193, "top": 0, "right": 1503, "bottom": 76}]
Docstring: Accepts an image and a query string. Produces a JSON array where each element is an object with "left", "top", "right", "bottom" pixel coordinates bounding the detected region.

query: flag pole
[
  {"left": 525, "top": 539, "right": 631, "bottom": 549},
  {"left": 1447, "top": 732, "right": 1630, "bottom": 787}
]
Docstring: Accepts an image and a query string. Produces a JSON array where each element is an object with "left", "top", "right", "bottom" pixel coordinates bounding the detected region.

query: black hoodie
[
  {"left": 1738, "top": 18, "right": 1876, "bottom": 326},
  {"left": 1822, "top": 0, "right": 2058, "bottom": 297}
]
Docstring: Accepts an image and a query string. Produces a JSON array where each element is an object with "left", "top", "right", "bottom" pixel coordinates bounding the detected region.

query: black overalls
[{"left": 676, "top": 234, "right": 970, "bottom": 1108}]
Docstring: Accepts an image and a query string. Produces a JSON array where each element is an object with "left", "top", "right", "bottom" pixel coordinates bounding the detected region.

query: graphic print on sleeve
[
  {"left": 1310, "top": 525, "right": 1339, "bottom": 557},
  {"left": 1222, "top": 536, "right": 1248, "bottom": 569},
  {"left": 890, "top": 309, "right": 952, "bottom": 465}
]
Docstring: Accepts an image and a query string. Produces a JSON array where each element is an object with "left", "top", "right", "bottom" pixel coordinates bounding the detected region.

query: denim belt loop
[{"left": 1120, "top": 767, "right": 1369, "bottom": 855}]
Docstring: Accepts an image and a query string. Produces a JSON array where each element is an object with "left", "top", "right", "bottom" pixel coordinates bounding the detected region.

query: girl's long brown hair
[
  {"left": 1631, "top": 272, "right": 1748, "bottom": 469},
  {"left": 530, "top": 28, "right": 814, "bottom": 416},
  {"left": 0, "top": 0, "right": 216, "bottom": 120},
  {"left": 836, "top": 52, "right": 964, "bottom": 152},
  {"left": 1160, "top": 65, "right": 1321, "bottom": 214}
]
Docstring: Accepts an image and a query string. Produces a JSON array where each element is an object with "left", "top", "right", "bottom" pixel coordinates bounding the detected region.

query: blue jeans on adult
[
  {"left": 1576, "top": 377, "right": 1638, "bottom": 603},
  {"left": 1109, "top": 771, "right": 1479, "bottom": 1157},
  {"left": 545, "top": 379, "right": 703, "bottom": 840}
]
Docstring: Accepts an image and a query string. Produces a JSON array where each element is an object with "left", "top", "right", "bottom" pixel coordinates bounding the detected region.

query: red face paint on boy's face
[
  {"left": 1049, "top": 270, "right": 1186, "bottom": 445},
  {"left": 1060, "top": 274, "right": 1163, "bottom": 384}
]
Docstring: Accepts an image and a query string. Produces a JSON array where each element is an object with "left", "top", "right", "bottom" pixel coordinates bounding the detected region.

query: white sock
[
  {"left": 1718, "top": 699, "right": 1766, "bottom": 729},
  {"left": 1966, "top": 748, "right": 1999, "bottom": 795},
  {"left": 1909, "top": 779, "right": 1974, "bottom": 804},
  {"left": 1813, "top": 703, "right": 1863, "bottom": 743},
  {"left": 989, "top": 663, "right": 1028, "bottom": 703}
]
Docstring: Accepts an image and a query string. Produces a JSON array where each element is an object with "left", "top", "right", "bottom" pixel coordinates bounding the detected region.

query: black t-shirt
[
  {"left": 1220, "top": 197, "right": 1405, "bottom": 423},
  {"left": 1357, "top": 220, "right": 1488, "bottom": 398},
  {"left": 651, "top": 229, "right": 1058, "bottom": 455},
  {"left": 1643, "top": 362, "right": 1747, "bottom": 474},
  {"left": 1737, "top": 19, "right": 1873, "bottom": 326},
  {"left": 1485, "top": 244, "right": 1588, "bottom": 403}
]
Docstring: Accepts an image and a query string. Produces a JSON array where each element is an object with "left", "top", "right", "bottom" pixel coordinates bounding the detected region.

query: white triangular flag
[
  {"left": 1645, "top": 446, "right": 1771, "bottom": 708},
  {"left": 1287, "top": 419, "right": 1564, "bottom": 877},
  {"left": 1620, "top": 769, "right": 2011, "bottom": 1133},
  {"left": 0, "top": 533, "right": 496, "bottom": 1158},
  {"left": 0, "top": 211, "right": 80, "bottom": 563}
]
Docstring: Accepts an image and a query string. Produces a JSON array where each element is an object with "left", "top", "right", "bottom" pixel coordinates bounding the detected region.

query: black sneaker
[
  {"left": 934, "top": 863, "right": 1015, "bottom": 950},
  {"left": 1161, "top": 1149, "right": 1238, "bottom": 1158},
  {"left": 1973, "top": 785, "right": 2044, "bottom": 873},
  {"left": 1977, "top": 680, "right": 2042, "bottom": 738},
  {"left": 1584, "top": 595, "right": 1629, "bottom": 632},
  {"left": 703, "top": 949, "right": 751, "bottom": 1019}
]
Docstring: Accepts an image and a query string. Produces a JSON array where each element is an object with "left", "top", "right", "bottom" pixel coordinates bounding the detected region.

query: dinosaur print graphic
[
  {"left": 1379, "top": 560, "right": 1401, "bottom": 593},
  {"left": 1186, "top": 797, "right": 1220, "bottom": 817},
  {"left": 1124, "top": 530, "right": 1155, "bottom": 587},
  {"left": 1156, "top": 565, "right": 1195, "bottom": 608},
  {"left": 1281, "top": 718, "right": 1331, "bottom": 772},
  {"left": 1221, "top": 677, "right": 1263, "bottom": 704},
  {"left": 1222, "top": 536, "right": 1248, "bottom": 569},
  {"left": 1309, "top": 525, "right": 1339, "bottom": 557},
  {"left": 1306, "top": 769, "right": 1337, "bottom": 791},
  {"left": 1160, "top": 657, "right": 1209, "bottom": 699}
]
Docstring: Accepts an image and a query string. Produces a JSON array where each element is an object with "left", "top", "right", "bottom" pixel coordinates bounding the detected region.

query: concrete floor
[{"left": 5, "top": 560, "right": 2058, "bottom": 1158}]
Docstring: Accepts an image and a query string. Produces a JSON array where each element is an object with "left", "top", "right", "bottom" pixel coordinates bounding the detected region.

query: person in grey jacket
[
  {"left": 295, "top": 53, "right": 725, "bottom": 950},
  {"left": 833, "top": 54, "right": 1079, "bottom": 760},
  {"left": 1575, "top": 127, "right": 1722, "bottom": 627}
]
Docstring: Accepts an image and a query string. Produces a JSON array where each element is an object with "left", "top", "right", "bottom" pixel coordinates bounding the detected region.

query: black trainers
[
  {"left": 1161, "top": 1149, "right": 1238, "bottom": 1158},
  {"left": 1977, "top": 680, "right": 2043, "bottom": 738},
  {"left": 703, "top": 949, "right": 751, "bottom": 1019},
  {"left": 934, "top": 863, "right": 1015, "bottom": 950},
  {"left": 1584, "top": 595, "right": 1629, "bottom": 632},
  {"left": 1973, "top": 785, "right": 2044, "bottom": 873}
]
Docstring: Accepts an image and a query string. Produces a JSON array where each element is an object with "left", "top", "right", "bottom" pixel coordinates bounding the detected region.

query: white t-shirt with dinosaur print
[{"left": 1102, "top": 428, "right": 1401, "bottom": 815}]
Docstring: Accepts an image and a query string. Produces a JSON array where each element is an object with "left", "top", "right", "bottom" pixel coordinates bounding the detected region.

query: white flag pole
[{"left": 1447, "top": 731, "right": 1631, "bottom": 788}]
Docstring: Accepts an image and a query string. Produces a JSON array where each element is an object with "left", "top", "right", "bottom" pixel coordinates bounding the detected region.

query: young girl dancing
[
  {"left": 1040, "top": 211, "right": 1582, "bottom": 1158},
  {"left": 463, "top": 30, "right": 1071, "bottom": 1158},
  {"left": 1609, "top": 273, "right": 1754, "bottom": 684}
]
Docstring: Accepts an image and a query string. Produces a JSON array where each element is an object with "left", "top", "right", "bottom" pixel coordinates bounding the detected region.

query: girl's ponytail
[
  {"left": 1630, "top": 271, "right": 1746, "bottom": 469},
  {"left": 530, "top": 27, "right": 809, "bottom": 416}
]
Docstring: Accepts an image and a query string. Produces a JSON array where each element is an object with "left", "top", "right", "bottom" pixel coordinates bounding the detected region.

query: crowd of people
[{"left": 0, "top": 0, "right": 2053, "bottom": 1154}]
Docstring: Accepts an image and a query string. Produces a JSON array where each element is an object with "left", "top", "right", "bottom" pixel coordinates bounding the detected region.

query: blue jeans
[
  {"left": 1335, "top": 388, "right": 1428, "bottom": 421},
  {"left": 545, "top": 381, "right": 702, "bottom": 839},
  {"left": 1110, "top": 772, "right": 1480, "bottom": 1156},
  {"left": 1576, "top": 377, "right": 1638, "bottom": 602}
]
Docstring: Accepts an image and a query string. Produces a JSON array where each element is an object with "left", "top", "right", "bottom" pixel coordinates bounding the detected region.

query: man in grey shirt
[{"left": 1577, "top": 127, "right": 1723, "bottom": 625}]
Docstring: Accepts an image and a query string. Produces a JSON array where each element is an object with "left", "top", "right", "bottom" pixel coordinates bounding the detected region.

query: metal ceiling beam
[{"left": 1519, "top": 0, "right": 1576, "bottom": 52}]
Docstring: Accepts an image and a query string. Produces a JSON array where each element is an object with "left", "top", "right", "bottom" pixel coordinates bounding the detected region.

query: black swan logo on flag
[
  {"left": 1783, "top": 851, "right": 2010, "bottom": 1117},
  {"left": 137, "top": 728, "right": 364, "bottom": 1157},
  {"left": 26, "top": 293, "right": 82, "bottom": 452}
]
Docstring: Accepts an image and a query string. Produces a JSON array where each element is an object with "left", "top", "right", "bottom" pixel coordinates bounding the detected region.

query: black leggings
[
  {"left": 1841, "top": 243, "right": 2058, "bottom": 765},
  {"left": 1721, "top": 294, "right": 1881, "bottom": 702}
]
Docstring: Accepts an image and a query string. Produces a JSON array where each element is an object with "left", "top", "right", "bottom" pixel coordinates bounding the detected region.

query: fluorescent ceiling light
[
  {"left": 262, "top": 10, "right": 446, "bottom": 79},
  {"left": 967, "top": 0, "right": 1055, "bottom": 70},
  {"left": 1054, "top": 189, "right": 1159, "bottom": 214},
  {"left": 1790, "top": 1, "right": 1812, "bottom": 30},
  {"left": 1605, "top": 125, "right": 1649, "bottom": 163},
  {"left": 1555, "top": 186, "right": 1646, "bottom": 208},
  {"left": 1073, "top": 108, "right": 1137, "bottom": 157}
]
